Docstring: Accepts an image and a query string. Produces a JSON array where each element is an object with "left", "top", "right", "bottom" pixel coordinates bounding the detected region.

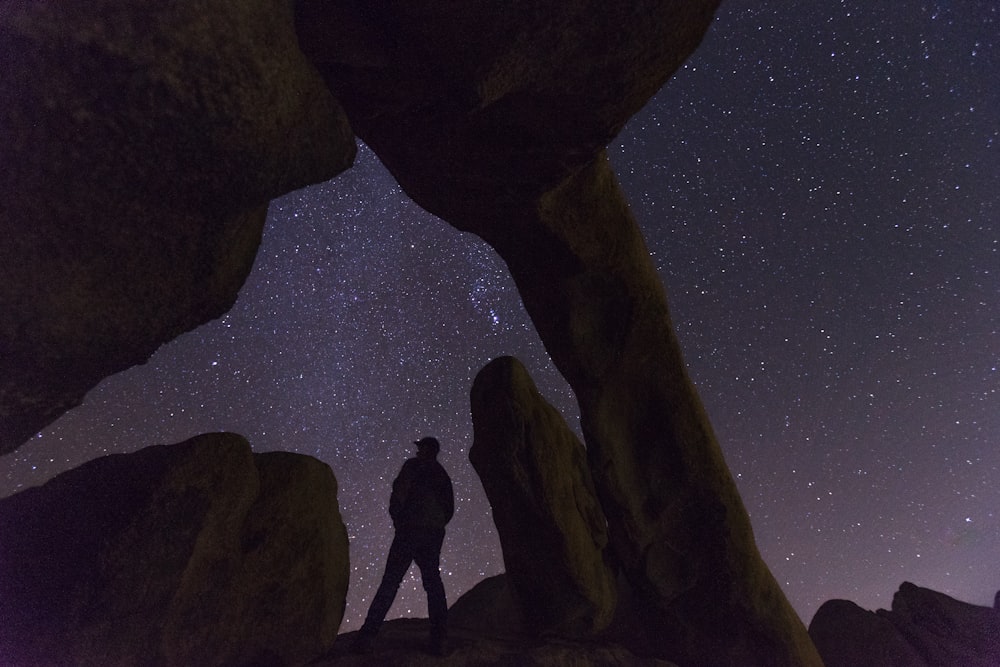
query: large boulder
[
  {"left": 809, "top": 599, "right": 927, "bottom": 667},
  {"left": 448, "top": 573, "right": 523, "bottom": 639},
  {"left": 0, "top": 433, "right": 350, "bottom": 667},
  {"left": 809, "top": 582, "right": 1000, "bottom": 667},
  {"left": 474, "top": 157, "right": 818, "bottom": 665},
  {"left": 0, "top": 0, "right": 356, "bottom": 453},
  {"left": 295, "top": 0, "right": 722, "bottom": 227},
  {"left": 469, "top": 356, "right": 616, "bottom": 637}
]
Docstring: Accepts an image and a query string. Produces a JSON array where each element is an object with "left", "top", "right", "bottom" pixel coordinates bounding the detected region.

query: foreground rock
[
  {"left": 469, "top": 356, "right": 616, "bottom": 637},
  {"left": 317, "top": 618, "right": 678, "bottom": 667},
  {"left": 809, "top": 582, "right": 1000, "bottom": 667},
  {"left": 0, "top": 0, "right": 356, "bottom": 453},
  {"left": 0, "top": 433, "right": 349, "bottom": 667}
]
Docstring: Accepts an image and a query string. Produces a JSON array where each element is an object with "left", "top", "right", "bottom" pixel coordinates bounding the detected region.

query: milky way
[{"left": 4, "top": 1, "right": 998, "bottom": 630}]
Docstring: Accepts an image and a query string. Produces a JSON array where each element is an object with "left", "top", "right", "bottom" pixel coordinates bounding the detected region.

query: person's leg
[
  {"left": 413, "top": 529, "right": 448, "bottom": 653},
  {"left": 358, "top": 532, "right": 414, "bottom": 640}
]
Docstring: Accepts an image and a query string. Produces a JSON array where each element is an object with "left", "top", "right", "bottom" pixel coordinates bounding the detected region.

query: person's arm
[
  {"left": 440, "top": 469, "right": 455, "bottom": 525},
  {"left": 389, "top": 460, "right": 416, "bottom": 527}
]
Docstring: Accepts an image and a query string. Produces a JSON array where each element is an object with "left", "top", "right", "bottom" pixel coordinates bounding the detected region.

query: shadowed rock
[
  {"left": 809, "top": 599, "right": 927, "bottom": 667},
  {"left": 321, "top": 618, "right": 679, "bottom": 666},
  {"left": 448, "top": 573, "right": 523, "bottom": 639},
  {"left": 469, "top": 356, "right": 616, "bottom": 637},
  {"left": 809, "top": 582, "right": 1000, "bottom": 667},
  {"left": 296, "top": 0, "right": 722, "bottom": 228},
  {"left": 528, "top": 158, "right": 818, "bottom": 665},
  {"left": 0, "top": 0, "right": 356, "bottom": 453},
  {"left": 0, "top": 433, "right": 349, "bottom": 666},
  {"left": 458, "top": 157, "right": 817, "bottom": 665}
]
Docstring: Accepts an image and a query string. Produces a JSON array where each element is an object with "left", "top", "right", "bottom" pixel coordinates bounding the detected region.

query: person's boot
[{"left": 349, "top": 627, "right": 376, "bottom": 654}]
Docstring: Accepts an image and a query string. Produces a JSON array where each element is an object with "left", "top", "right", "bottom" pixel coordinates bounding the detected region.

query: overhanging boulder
[{"left": 0, "top": 0, "right": 356, "bottom": 453}]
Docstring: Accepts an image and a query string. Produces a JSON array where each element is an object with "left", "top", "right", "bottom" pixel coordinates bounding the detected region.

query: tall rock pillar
[
  {"left": 469, "top": 355, "right": 616, "bottom": 637},
  {"left": 478, "top": 155, "right": 821, "bottom": 666}
]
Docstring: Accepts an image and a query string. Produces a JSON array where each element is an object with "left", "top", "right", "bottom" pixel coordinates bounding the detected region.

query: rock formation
[
  {"left": 0, "top": 433, "right": 349, "bottom": 667},
  {"left": 2, "top": 1, "right": 826, "bottom": 663},
  {"left": 483, "top": 160, "right": 819, "bottom": 666},
  {"left": 809, "top": 582, "right": 1000, "bottom": 667},
  {"left": 294, "top": 1, "right": 723, "bottom": 227},
  {"left": 448, "top": 573, "right": 523, "bottom": 638},
  {"left": 0, "top": 0, "right": 356, "bottom": 452},
  {"left": 469, "top": 356, "right": 616, "bottom": 636},
  {"left": 300, "top": 3, "right": 818, "bottom": 663}
]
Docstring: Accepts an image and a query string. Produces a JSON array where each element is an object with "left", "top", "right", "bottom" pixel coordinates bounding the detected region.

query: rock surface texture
[
  {"left": 0, "top": 0, "right": 356, "bottom": 452},
  {"left": 2, "top": 0, "right": 827, "bottom": 664},
  {"left": 469, "top": 356, "right": 616, "bottom": 636},
  {"left": 809, "top": 582, "right": 1000, "bottom": 667},
  {"left": 0, "top": 433, "right": 349, "bottom": 667}
]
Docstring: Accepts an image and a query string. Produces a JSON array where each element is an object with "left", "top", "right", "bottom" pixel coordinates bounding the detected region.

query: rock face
[
  {"left": 0, "top": 0, "right": 356, "bottom": 453},
  {"left": 0, "top": 433, "right": 349, "bottom": 667},
  {"left": 469, "top": 356, "right": 616, "bottom": 636},
  {"left": 809, "top": 582, "right": 1000, "bottom": 667},
  {"left": 486, "top": 160, "right": 811, "bottom": 667},
  {"left": 295, "top": 1, "right": 722, "bottom": 227}
]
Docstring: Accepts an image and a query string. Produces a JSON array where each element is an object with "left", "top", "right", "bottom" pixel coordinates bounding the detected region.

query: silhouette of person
[{"left": 352, "top": 436, "right": 454, "bottom": 655}]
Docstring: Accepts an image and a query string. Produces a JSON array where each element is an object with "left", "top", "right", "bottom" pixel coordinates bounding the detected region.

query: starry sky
[{"left": 3, "top": 0, "right": 998, "bottom": 631}]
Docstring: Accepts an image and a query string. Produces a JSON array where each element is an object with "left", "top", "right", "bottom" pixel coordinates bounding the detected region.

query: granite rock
[
  {"left": 472, "top": 159, "right": 819, "bottom": 665},
  {"left": 297, "top": 0, "right": 722, "bottom": 227},
  {"left": 0, "top": 0, "right": 356, "bottom": 453},
  {"left": 0, "top": 433, "right": 349, "bottom": 667},
  {"left": 469, "top": 356, "right": 616, "bottom": 636},
  {"left": 810, "top": 582, "right": 1000, "bottom": 667}
]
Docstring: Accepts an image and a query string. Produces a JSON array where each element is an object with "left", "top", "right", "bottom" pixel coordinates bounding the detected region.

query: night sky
[{"left": 4, "top": 1, "right": 998, "bottom": 631}]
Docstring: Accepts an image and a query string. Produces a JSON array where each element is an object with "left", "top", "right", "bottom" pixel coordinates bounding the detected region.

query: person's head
[{"left": 414, "top": 436, "right": 440, "bottom": 459}]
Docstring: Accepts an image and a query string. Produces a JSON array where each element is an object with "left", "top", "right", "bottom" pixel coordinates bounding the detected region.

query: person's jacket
[{"left": 389, "top": 457, "right": 454, "bottom": 532}]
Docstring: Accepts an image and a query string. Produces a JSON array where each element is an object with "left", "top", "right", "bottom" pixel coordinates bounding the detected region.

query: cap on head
[{"left": 414, "top": 436, "right": 440, "bottom": 456}]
